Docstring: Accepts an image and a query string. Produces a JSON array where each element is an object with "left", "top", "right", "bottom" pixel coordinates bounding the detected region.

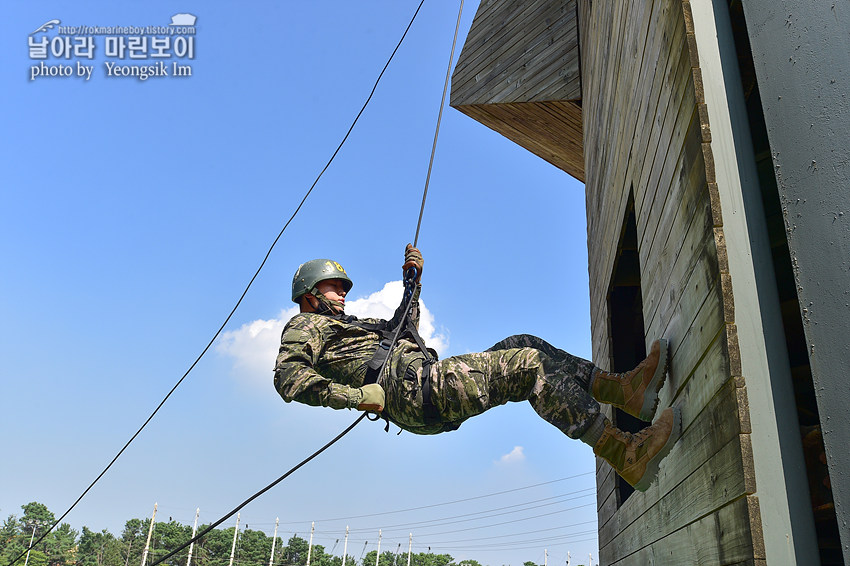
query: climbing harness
[{"left": 337, "top": 271, "right": 440, "bottom": 430}]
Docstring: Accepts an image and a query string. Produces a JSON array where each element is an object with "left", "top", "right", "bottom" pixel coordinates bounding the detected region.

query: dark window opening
[
  {"left": 607, "top": 192, "right": 646, "bottom": 505},
  {"left": 727, "top": 1, "right": 840, "bottom": 562}
]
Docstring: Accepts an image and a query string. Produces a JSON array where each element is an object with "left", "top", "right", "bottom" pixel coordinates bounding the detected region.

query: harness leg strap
[{"left": 420, "top": 360, "right": 440, "bottom": 425}]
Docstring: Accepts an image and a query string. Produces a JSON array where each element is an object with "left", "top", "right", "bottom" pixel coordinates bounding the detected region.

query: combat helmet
[{"left": 291, "top": 259, "right": 353, "bottom": 303}]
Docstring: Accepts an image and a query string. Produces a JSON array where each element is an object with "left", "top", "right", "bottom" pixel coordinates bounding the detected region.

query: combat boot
[
  {"left": 593, "top": 407, "right": 681, "bottom": 491},
  {"left": 591, "top": 339, "right": 668, "bottom": 421}
]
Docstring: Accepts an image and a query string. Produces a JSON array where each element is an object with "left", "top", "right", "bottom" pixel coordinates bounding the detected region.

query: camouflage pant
[{"left": 384, "top": 334, "right": 600, "bottom": 438}]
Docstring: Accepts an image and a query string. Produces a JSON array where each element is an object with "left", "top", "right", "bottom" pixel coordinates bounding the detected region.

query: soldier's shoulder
[{"left": 283, "top": 312, "right": 328, "bottom": 333}]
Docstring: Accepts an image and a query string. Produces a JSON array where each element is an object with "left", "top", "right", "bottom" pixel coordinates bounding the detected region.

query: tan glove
[
  {"left": 402, "top": 244, "right": 423, "bottom": 282},
  {"left": 356, "top": 383, "right": 385, "bottom": 413}
]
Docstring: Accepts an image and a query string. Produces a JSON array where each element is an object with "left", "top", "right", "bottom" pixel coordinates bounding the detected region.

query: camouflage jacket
[{"left": 273, "top": 285, "right": 424, "bottom": 412}]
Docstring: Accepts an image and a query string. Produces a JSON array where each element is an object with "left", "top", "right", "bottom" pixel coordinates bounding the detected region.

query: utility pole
[
  {"left": 306, "top": 522, "right": 315, "bottom": 566},
  {"left": 544, "top": 548, "right": 548, "bottom": 566},
  {"left": 23, "top": 525, "right": 37, "bottom": 566},
  {"left": 406, "top": 533, "right": 412, "bottom": 566},
  {"left": 186, "top": 509, "right": 200, "bottom": 566},
  {"left": 267, "top": 518, "right": 279, "bottom": 566},
  {"left": 228, "top": 513, "right": 240, "bottom": 566},
  {"left": 140, "top": 503, "right": 157, "bottom": 566},
  {"left": 589, "top": 552, "right": 592, "bottom": 566},
  {"left": 341, "top": 526, "right": 349, "bottom": 566},
  {"left": 375, "top": 530, "right": 381, "bottom": 566},
  {"left": 566, "top": 550, "right": 570, "bottom": 566}
]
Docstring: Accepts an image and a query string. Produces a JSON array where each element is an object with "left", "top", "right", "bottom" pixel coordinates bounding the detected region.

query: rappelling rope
[
  {"left": 415, "top": 0, "right": 465, "bottom": 247},
  {"left": 146, "top": 3, "right": 466, "bottom": 566}
]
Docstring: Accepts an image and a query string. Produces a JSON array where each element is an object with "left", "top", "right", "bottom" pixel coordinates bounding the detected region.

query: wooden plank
[
  {"left": 452, "top": 0, "right": 555, "bottom": 89},
  {"left": 604, "top": 434, "right": 754, "bottom": 562},
  {"left": 585, "top": 1, "right": 684, "bottom": 332},
  {"left": 613, "top": 0, "right": 660, "bottom": 192},
  {"left": 639, "top": 190, "right": 726, "bottom": 386},
  {"left": 490, "top": 16, "right": 581, "bottom": 102},
  {"left": 579, "top": 0, "right": 601, "bottom": 180},
  {"left": 596, "top": 481, "right": 620, "bottom": 534},
  {"left": 657, "top": 275, "right": 726, "bottom": 408},
  {"left": 624, "top": 0, "right": 687, "bottom": 191},
  {"left": 456, "top": 13, "right": 579, "bottom": 105},
  {"left": 639, "top": 112, "right": 706, "bottom": 324},
  {"left": 637, "top": 80, "right": 698, "bottom": 266},
  {"left": 634, "top": 44, "right": 693, "bottom": 243},
  {"left": 588, "top": 194, "right": 632, "bottom": 350},
  {"left": 582, "top": 0, "right": 619, "bottom": 195},
  {"left": 602, "top": 0, "right": 675, "bottom": 282},
  {"left": 648, "top": 215, "right": 726, "bottom": 364},
  {"left": 607, "top": 496, "right": 760, "bottom": 565},
  {"left": 452, "top": 1, "right": 579, "bottom": 105},
  {"left": 588, "top": 0, "right": 656, "bottom": 319},
  {"left": 578, "top": 0, "right": 591, "bottom": 62},
  {"left": 494, "top": 38, "right": 582, "bottom": 104},
  {"left": 454, "top": 100, "right": 585, "bottom": 178},
  {"left": 597, "top": 337, "right": 744, "bottom": 560},
  {"left": 590, "top": 0, "right": 631, "bottom": 260},
  {"left": 452, "top": 0, "right": 570, "bottom": 89},
  {"left": 604, "top": 0, "right": 655, "bottom": 210},
  {"left": 633, "top": 0, "right": 690, "bottom": 217},
  {"left": 598, "top": 332, "right": 746, "bottom": 554},
  {"left": 599, "top": 364, "right": 741, "bottom": 548}
]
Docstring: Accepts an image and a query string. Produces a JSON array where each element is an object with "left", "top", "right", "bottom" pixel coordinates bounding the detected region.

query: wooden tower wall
[{"left": 580, "top": 0, "right": 764, "bottom": 562}]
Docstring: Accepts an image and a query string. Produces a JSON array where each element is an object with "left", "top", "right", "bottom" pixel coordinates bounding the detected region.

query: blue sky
[{"left": 1, "top": 3, "right": 595, "bottom": 565}]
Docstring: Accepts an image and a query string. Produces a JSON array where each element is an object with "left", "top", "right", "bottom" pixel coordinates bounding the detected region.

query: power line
[
  {"left": 320, "top": 490, "right": 595, "bottom": 534},
  {"left": 429, "top": 536, "right": 599, "bottom": 553},
  {"left": 308, "top": 500, "right": 595, "bottom": 546},
  {"left": 274, "top": 472, "right": 594, "bottom": 525},
  {"left": 310, "top": 519, "right": 598, "bottom": 550},
  {"left": 434, "top": 530, "right": 598, "bottom": 549},
  {"left": 377, "top": 502, "right": 596, "bottom": 539}
]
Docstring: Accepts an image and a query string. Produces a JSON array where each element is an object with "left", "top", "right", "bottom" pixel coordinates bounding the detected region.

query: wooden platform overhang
[{"left": 450, "top": 0, "right": 584, "bottom": 182}]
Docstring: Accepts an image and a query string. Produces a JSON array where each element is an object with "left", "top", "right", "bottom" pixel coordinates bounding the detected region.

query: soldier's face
[{"left": 315, "top": 279, "right": 347, "bottom": 312}]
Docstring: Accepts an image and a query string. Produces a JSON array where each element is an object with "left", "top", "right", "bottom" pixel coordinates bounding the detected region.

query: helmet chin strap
[{"left": 309, "top": 287, "right": 345, "bottom": 315}]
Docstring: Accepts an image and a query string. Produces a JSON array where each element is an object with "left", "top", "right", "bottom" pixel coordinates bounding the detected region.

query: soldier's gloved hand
[
  {"left": 356, "top": 383, "right": 385, "bottom": 413},
  {"left": 402, "top": 243, "right": 423, "bottom": 283}
]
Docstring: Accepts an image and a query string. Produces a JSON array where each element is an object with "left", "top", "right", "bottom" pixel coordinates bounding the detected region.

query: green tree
[
  {"left": 280, "top": 535, "right": 309, "bottom": 566},
  {"left": 18, "top": 503, "right": 54, "bottom": 559},
  {"left": 0, "top": 515, "right": 24, "bottom": 566},
  {"left": 120, "top": 519, "right": 146, "bottom": 566},
  {"left": 78, "top": 527, "right": 126, "bottom": 566},
  {"left": 11, "top": 503, "right": 75, "bottom": 566},
  {"left": 148, "top": 521, "right": 193, "bottom": 566},
  {"left": 361, "top": 550, "right": 396, "bottom": 566},
  {"left": 20, "top": 550, "right": 49, "bottom": 566},
  {"left": 193, "top": 526, "right": 237, "bottom": 566},
  {"left": 301, "top": 543, "right": 338, "bottom": 566},
  {"left": 234, "top": 528, "right": 272, "bottom": 566},
  {"left": 400, "top": 552, "right": 453, "bottom": 566},
  {"left": 47, "top": 523, "right": 77, "bottom": 566}
]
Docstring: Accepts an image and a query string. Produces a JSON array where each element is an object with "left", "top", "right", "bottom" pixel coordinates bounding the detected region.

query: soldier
[{"left": 274, "top": 246, "right": 680, "bottom": 491}]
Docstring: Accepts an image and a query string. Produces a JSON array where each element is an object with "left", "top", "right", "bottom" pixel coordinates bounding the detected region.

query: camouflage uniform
[{"left": 274, "top": 288, "right": 601, "bottom": 438}]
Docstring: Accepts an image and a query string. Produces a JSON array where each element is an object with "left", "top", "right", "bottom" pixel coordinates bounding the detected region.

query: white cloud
[
  {"left": 497, "top": 446, "right": 526, "bottom": 465},
  {"left": 216, "top": 281, "right": 448, "bottom": 389}
]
